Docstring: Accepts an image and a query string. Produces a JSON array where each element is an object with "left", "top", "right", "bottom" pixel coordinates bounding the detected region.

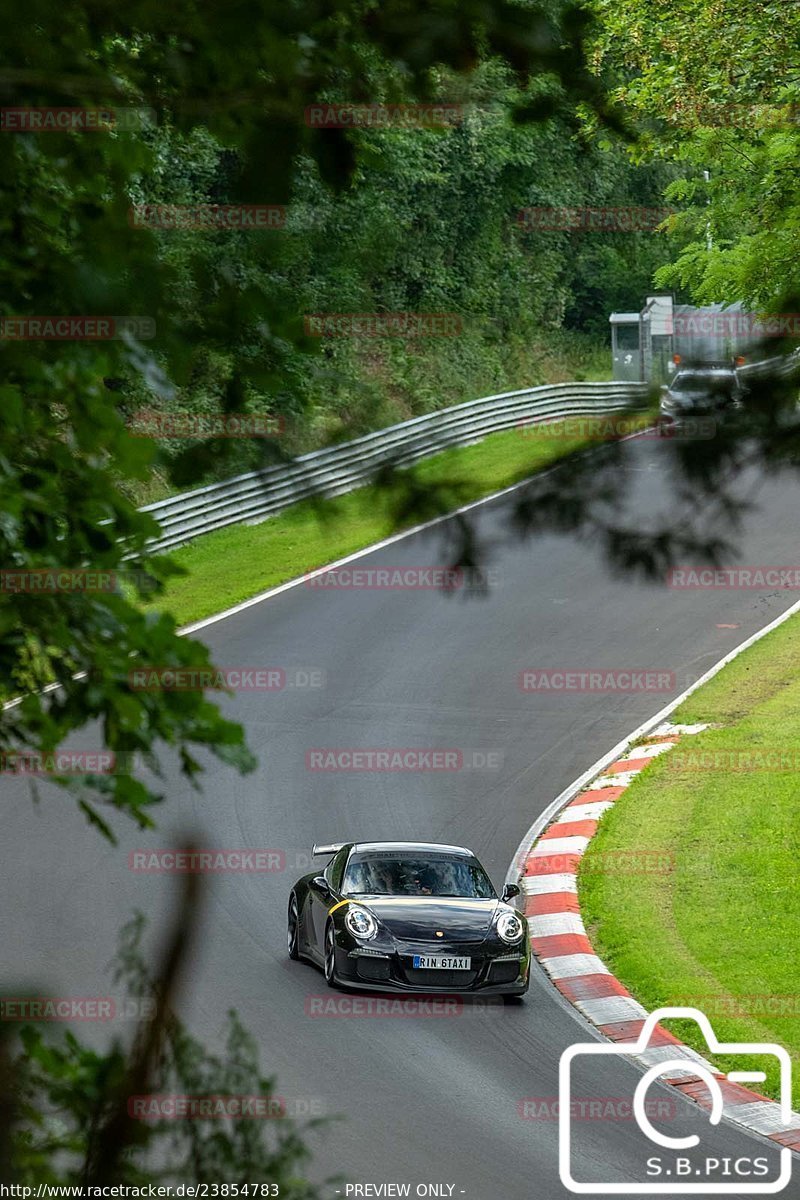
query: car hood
[
  {"left": 666, "top": 389, "right": 732, "bottom": 407},
  {"left": 355, "top": 896, "right": 503, "bottom": 943}
]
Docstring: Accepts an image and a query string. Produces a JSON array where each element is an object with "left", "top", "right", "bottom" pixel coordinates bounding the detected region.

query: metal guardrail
[
  {"left": 140, "top": 380, "right": 652, "bottom": 553},
  {"left": 738, "top": 347, "right": 800, "bottom": 382}
]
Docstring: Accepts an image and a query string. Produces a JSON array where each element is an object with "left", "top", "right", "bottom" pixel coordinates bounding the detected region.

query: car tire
[
  {"left": 323, "top": 921, "right": 339, "bottom": 989},
  {"left": 287, "top": 894, "right": 300, "bottom": 961}
]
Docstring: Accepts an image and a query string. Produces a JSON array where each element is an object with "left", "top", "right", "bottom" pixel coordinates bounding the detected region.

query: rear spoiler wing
[{"left": 312, "top": 842, "right": 346, "bottom": 857}]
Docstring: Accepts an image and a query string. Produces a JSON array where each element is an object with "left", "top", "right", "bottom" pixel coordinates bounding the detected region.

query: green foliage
[
  {"left": 125, "top": 62, "right": 671, "bottom": 474},
  {"left": 0, "top": 0, "right": 671, "bottom": 832},
  {"left": 592, "top": 0, "right": 800, "bottom": 307}
]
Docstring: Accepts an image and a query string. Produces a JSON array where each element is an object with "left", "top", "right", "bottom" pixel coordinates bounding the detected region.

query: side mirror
[
  {"left": 313, "top": 875, "right": 332, "bottom": 898},
  {"left": 501, "top": 882, "right": 521, "bottom": 903}
]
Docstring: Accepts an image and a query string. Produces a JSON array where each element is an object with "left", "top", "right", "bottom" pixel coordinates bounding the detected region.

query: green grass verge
[
  {"left": 581, "top": 613, "right": 800, "bottom": 1105},
  {"left": 151, "top": 410, "right": 653, "bottom": 628}
]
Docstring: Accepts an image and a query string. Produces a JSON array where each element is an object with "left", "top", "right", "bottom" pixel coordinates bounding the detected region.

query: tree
[
  {"left": 590, "top": 0, "right": 800, "bottom": 306},
  {"left": 0, "top": 0, "right": 620, "bottom": 832}
]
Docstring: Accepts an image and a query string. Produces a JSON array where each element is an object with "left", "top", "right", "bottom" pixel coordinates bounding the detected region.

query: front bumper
[{"left": 333, "top": 940, "right": 530, "bottom": 995}]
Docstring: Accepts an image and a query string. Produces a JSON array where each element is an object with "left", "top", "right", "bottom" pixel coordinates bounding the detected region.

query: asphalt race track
[{"left": 3, "top": 434, "right": 800, "bottom": 1198}]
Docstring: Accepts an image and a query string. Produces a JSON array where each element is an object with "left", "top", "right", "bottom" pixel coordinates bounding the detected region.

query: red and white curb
[{"left": 521, "top": 720, "right": 800, "bottom": 1153}]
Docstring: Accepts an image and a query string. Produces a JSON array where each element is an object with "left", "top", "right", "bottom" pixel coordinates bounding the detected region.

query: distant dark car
[
  {"left": 659, "top": 367, "right": 744, "bottom": 434},
  {"left": 287, "top": 841, "right": 530, "bottom": 999}
]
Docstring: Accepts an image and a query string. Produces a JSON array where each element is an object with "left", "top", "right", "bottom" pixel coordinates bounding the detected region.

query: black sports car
[
  {"left": 287, "top": 841, "right": 530, "bottom": 998},
  {"left": 658, "top": 366, "right": 745, "bottom": 433}
]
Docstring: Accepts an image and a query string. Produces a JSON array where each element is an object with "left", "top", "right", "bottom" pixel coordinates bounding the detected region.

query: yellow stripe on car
[{"left": 328, "top": 898, "right": 351, "bottom": 915}]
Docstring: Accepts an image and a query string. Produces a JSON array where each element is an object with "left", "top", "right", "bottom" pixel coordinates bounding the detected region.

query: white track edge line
[{"left": 179, "top": 428, "right": 650, "bottom": 636}]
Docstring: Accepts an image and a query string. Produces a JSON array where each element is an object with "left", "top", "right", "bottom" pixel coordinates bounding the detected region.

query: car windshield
[
  {"left": 342, "top": 852, "right": 496, "bottom": 898},
  {"left": 673, "top": 372, "right": 734, "bottom": 395}
]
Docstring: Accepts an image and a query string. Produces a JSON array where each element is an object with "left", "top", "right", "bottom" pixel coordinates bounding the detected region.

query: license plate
[{"left": 412, "top": 955, "right": 471, "bottom": 970}]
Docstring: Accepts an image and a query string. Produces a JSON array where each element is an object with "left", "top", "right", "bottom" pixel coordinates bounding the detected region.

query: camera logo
[{"left": 559, "top": 1007, "right": 793, "bottom": 1194}]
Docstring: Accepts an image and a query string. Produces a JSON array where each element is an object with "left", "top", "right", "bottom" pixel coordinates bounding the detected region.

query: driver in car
[{"left": 411, "top": 865, "right": 435, "bottom": 895}]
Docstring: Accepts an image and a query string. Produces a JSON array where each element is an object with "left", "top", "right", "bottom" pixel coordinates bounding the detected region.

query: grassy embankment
[{"left": 581, "top": 614, "right": 800, "bottom": 1105}]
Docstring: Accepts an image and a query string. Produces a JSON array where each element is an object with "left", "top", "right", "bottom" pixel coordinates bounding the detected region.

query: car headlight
[
  {"left": 496, "top": 909, "right": 525, "bottom": 945},
  {"left": 345, "top": 905, "right": 378, "bottom": 940}
]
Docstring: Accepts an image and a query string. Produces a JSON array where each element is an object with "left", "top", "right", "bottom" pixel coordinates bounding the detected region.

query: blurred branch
[{"left": 83, "top": 848, "right": 202, "bottom": 1185}]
